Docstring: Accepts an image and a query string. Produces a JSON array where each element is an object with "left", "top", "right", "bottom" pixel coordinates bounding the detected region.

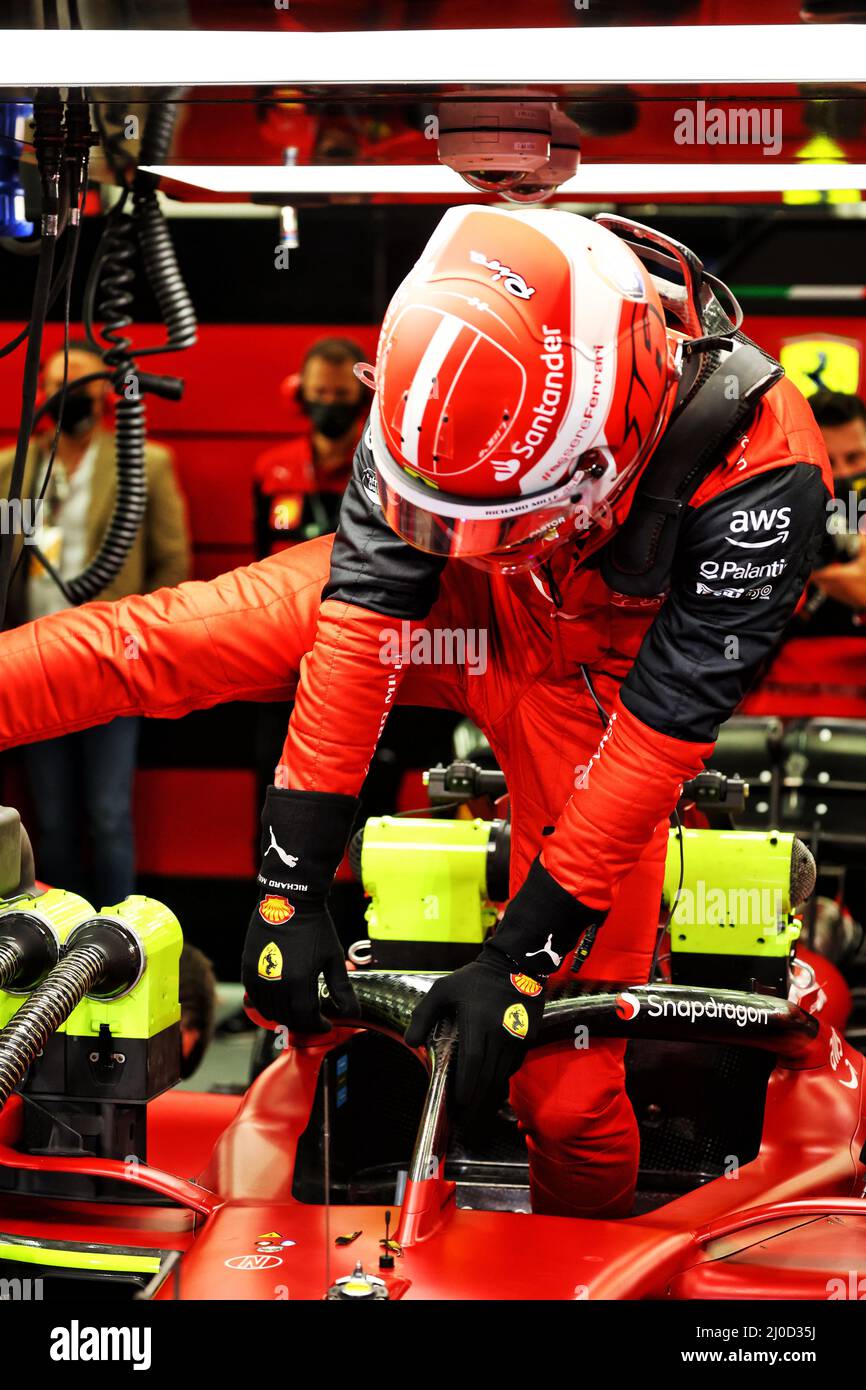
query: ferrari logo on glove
[
  {"left": 258, "top": 941, "right": 283, "bottom": 979},
  {"left": 503, "top": 1003, "right": 529, "bottom": 1038}
]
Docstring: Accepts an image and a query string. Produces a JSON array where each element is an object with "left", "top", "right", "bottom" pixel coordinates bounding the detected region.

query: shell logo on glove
[
  {"left": 510, "top": 973, "right": 542, "bottom": 997},
  {"left": 258, "top": 941, "right": 283, "bottom": 980},
  {"left": 258, "top": 895, "right": 295, "bottom": 926},
  {"left": 503, "top": 1003, "right": 529, "bottom": 1038}
]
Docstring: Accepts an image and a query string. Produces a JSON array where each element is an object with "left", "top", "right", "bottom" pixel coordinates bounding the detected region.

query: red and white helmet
[{"left": 366, "top": 205, "right": 681, "bottom": 572}]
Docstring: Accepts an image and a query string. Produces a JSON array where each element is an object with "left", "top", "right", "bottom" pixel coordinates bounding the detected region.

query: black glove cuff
[
  {"left": 489, "top": 857, "right": 605, "bottom": 978},
  {"left": 257, "top": 786, "right": 358, "bottom": 908}
]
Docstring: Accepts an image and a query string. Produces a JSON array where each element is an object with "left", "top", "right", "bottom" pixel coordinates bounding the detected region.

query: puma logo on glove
[
  {"left": 525, "top": 933, "right": 562, "bottom": 969},
  {"left": 265, "top": 825, "right": 299, "bottom": 868}
]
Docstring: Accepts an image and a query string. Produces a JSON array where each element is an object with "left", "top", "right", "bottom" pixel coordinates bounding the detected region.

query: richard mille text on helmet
[{"left": 0, "top": 206, "right": 831, "bottom": 1218}]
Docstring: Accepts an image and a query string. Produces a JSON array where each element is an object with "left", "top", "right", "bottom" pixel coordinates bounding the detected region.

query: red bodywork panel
[
  {"left": 0, "top": 1009, "right": 863, "bottom": 1300},
  {"left": 0, "top": 1090, "right": 242, "bottom": 1273},
  {"left": 165, "top": 1018, "right": 866, "bottom": 1300},
  {"left": 669, "top": 1211, "right": 866, "bottom": 1299}
]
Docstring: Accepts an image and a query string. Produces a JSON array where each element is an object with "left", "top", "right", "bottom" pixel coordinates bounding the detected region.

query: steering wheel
[
  {"left": 318, "top": 971, "right": 819, "bottom": 1219},
  {"left": 320, "top": 970, "right": 818, "bottom": 1058}
]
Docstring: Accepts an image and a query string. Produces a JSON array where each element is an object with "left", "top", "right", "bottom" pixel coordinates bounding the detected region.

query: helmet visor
[{"left": 369, "top": 398, "right": 581, "bottom": 565}]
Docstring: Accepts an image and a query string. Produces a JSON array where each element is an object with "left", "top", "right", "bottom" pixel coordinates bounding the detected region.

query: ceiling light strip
[
  {"left": 2, "top": 25, "right": 866, "bottom": 86},
  {"left": 142, "top": 163, "right": 866, "bottom": 196}
]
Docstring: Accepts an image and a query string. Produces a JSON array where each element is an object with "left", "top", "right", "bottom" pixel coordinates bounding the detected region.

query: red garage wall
[
  {"left": 0, "top": 321, "right": 379, "bottom": 580},
  {"left": 1, "top": 316, "right": 862, "bottom": 578}
]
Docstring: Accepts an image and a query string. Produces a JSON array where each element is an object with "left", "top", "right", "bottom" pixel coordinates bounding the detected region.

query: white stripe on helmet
[{"left": 401, "top": 311, "right": 465, "bottom": 467}]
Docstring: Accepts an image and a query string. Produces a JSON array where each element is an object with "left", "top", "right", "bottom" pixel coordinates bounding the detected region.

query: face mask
[
  {"left": 834, "top": 468, "right": 866, "bottom": 498},
  {"left": 43, "top": 392, "right": 97, "bottom": 437},
  {"left": 305, "top": 400, "right": 361, "bottom": 440}
]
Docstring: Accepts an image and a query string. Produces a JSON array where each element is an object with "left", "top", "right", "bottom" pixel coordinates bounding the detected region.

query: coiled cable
[
  {"left": 67, "top": 97, "right": 195, "bottom": 603},
  {"left": 71, "top": 192, "right": 148, "bottom": 604},
  {"left": 130, "top": 96, "right": 196, "bottom": 356},
  {"left": 133, "top": 194, "right": 197, "bottom": 353}
]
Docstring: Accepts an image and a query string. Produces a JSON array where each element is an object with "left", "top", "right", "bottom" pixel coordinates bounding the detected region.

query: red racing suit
[{"left": 0, "top": 375, "right": 830, "bottom": 1217}]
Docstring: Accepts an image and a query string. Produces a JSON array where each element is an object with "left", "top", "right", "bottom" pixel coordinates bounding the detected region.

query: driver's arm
[
  {"left": 541, "top": 460, "right": 828, "bottom": 907},
  {"left": 275, "top": 425, "right": 446, "bottom": 793},
  {"left": 413, "top": 459, "right": 829, "bottom": 1113},
  {"left": 242, "top": 424, "right": 448, "bottom": 1033}
]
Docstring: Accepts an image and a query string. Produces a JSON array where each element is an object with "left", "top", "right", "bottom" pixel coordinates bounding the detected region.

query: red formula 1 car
[{"left": 0, "top": 945, "right": 863, "bottom": 1302}]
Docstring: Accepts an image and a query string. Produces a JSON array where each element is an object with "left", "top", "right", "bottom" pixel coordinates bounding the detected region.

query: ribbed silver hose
[
  {"left": 0, "top": 944, "right": 106, "bottom": 1110},
  {"left": 0, "top": 939, "right": 21, "bottom": 990}
]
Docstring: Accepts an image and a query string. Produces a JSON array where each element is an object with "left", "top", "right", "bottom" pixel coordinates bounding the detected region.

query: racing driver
[{"left": 0, "top": 207, "right": 831, "bottom": 1218}]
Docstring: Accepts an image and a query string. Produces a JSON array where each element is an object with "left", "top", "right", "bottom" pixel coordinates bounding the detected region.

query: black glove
[
  {"left": 405, "top": 857, "right": 604, "bottom": 1115},
  {"left": 405, "top": 943, "right": 547, "bottom": 1113},
  {"left": 242, "top": 787, "right": 360, "bottom": 1033}
]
